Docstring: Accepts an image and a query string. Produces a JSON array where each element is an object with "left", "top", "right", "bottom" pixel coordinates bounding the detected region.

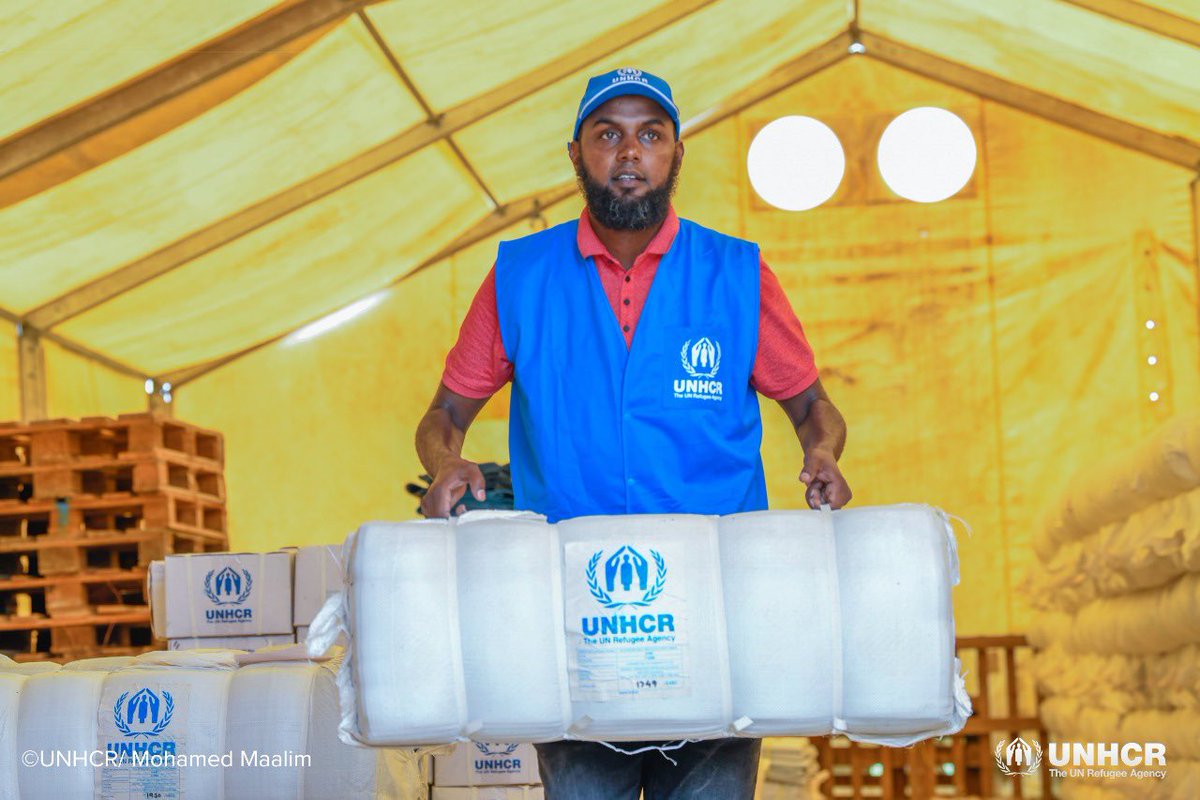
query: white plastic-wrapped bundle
[
  {"left": 347, "top": 519, "right": 463, "bottom": 745},
  {"left": 721, "top": 505, "right": 966, "bottom": 744},
  {"left": 17, "top": 658, "right": 127, "bottom": 799},
  {"left": 0, "top": 659, "right": 61, "bottom": 800},
  {"left": 98, "top": 658, "right": 235, "bottom": 799},
  {"left": 834, "top": 505, "right": 963, "bottom": 739},
  {"left": 455, "top": 513, "right": 567, "bottom": 741},
  {"left": 558, "top": 513, "right": 730, "bottom": 742},
  {"left": 312, "top": 506, "right": 968, "bottom": 747},
  {"left": 719, "top": 510, "right": 837, "bottom": 736},
  {"left": 225, "top": 656, "right": 421, "bottom": 799}
]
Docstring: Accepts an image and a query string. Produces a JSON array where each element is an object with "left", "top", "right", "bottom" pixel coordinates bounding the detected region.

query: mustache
[{"left": 574, "top": 155, "right": 681, "bottom": 232}]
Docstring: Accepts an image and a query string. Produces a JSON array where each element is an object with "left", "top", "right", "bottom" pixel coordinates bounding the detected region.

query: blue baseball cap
[{"left": 573, "top": 68, "right": 680, "bottom": 141}]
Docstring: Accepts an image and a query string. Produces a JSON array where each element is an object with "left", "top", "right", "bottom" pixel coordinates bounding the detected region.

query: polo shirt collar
[{"left": 577, "top": 206, "right": 679, "bottom": 263}]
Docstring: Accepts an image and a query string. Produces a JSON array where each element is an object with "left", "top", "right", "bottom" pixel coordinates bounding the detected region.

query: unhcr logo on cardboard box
[
  {"left": 204, "top": 565, "right": 253, "bottom": 621},
  {"left": 582, "top": 545, "right": 674, "bottom": 637},
  {"left": 473, "top": 742, "right": 522, "bottom": 773}
]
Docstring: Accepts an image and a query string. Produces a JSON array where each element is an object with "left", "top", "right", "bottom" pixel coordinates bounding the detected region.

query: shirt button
[
  {"left": 624, "top": 275, "right": 631, "bottom": 283},
  {"left": 623, "top": 324, "right": 630, "bottom": 332},
  {"left": 627, "top": 477, "right": 636, "bottom": 486},
  {"left": 623, "top": 298, "right": 630, "bottom": 306}
]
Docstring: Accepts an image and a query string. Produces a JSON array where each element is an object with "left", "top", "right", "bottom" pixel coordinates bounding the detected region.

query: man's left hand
[{"left": 799, "top": 448, "right": 852, "bottom": 510}]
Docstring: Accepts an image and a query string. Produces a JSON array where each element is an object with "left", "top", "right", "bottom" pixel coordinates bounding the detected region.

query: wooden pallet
[
  {"left": 0, "top": 526, "right": 226, "bottom": 575},
  {"left": 0, "top": 610, "right": 159, "bottom": 662},
  {"left": 0, "top": 491, "right": 225, "bottom": 541},
  {"left": 0, "top": 413, "right": 223, "bottom": 468},
  {"left": 0, "top": 452, "right": 225, "bottom": 504},
  {"left": 813, "top": 635, "right": 1051, "bottom": 800}
]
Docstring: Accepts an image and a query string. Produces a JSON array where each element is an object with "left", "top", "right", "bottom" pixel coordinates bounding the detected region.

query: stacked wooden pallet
[
  {"left": 0, "top": 413, "right": 228, "bottom": 661},
  {"left": 810, "top": 635, "right": 1051, "bottom": 799}
]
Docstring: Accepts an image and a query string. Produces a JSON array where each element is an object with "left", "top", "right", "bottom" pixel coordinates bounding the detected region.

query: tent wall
[
  {"left": 0, "top": 324, "right": 19, "bottom": 422},
  {"left": 42, "top": 339, "right": 146, "bottom": 420},
  {"left": 46, "top": 58, "right": 1200, "bottom": 637}
]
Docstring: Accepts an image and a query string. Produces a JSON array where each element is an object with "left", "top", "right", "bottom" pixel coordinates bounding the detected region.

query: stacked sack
[
  {"left": 1026, "top": 415, "right": 1200, "bottom": 800},
  {"left": 307, "top": 504, "right": 972, "bottom": 748},
  {"left": 0, "top": 649, "right": 424, "bottom": 799}
]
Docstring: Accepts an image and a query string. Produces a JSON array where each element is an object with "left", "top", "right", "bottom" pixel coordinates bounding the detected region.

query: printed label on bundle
[
  {"left": 564, "top": 540, "right": 690, "bottom": 701},
  {"left": 97, "top": 682, "right": 189, "bottom": 800}
]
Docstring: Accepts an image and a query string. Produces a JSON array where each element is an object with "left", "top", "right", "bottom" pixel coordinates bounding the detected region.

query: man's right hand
[{"left": 421, "top": 456, "right": 488, "bottom": 518}]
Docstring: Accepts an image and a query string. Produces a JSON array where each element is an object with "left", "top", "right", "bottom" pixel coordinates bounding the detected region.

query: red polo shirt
[{"left": 443, "top": 207, "right": 819, "bottom": 400}]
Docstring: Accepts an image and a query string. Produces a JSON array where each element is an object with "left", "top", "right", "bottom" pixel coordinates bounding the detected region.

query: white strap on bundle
[
  {"left": 549, "top": 525, "right": 573, "bottom": 735},
  {"left": 255, "top": 552, "right": 265, "bottom": 635},
  {"left": 706, "top": 517, "right": 734, "bottom": 734},
  {"left": 446, "top": 523, "right": 471, "bottom": 738},
  {"left": 820, "top": 504, "right": 847, "bottom": 734},
  {"left": 184, "top": 556, "right": 198, "bottom": 637}
]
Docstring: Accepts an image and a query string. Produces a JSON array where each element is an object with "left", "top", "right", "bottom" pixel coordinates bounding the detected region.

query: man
[{"left": 416, "top": 68, "right": 850, "bottom": 800}]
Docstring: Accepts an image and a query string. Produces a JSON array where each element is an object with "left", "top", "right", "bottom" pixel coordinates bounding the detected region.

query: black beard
[{"left": 574, "top": 155, "right": 680, "bottom": 231}]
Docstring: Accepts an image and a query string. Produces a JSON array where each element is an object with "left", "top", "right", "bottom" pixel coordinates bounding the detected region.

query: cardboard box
[
  {"left": 148, "top": 560, "right": 166, "bottom": 638},
  {"left": 292, "top": 544, "right": 343, "bottom": 626},
  {"left": 168, "top": 633, "right": 296, "bottom": 650},
  {"left": 435, "top": 743, "right": 540, "bottom": 787},
  {"left": 164, "top": 551, "right": 294, "bottom": 637},
  {"left": 431, "top": 788, "right": 543, "bottom": 800}
]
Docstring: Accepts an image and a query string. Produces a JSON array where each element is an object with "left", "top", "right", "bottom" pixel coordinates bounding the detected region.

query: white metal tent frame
[{"left": 2, "top": 0, "right": 1198, "bottom": 420}]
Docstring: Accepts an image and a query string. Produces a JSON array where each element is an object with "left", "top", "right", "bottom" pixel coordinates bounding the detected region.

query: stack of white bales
[
  {"left": 1027, "top": 415, "right": 1200, "bottom": 800},
  {"left": 0, "top": 650, "right": 424, "bottom": 799},
  {"left": 308, "top": 504, "right": 971, "bottom": 748}
]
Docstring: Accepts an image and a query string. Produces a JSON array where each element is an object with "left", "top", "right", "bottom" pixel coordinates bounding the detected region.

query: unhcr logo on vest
[
  {"left": 582, "top": 545, "right": 674, "bottom": 638},
  {"left": 204, "top": 565, "right": 253, "bottom": 622},
  {"left": 675, "top": 337, "right": 723, "bottom": 401}
]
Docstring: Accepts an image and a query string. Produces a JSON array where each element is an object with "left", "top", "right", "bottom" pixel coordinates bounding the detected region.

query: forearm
[
  {"left": 415, "top": 408, "right": 467, "bottom": 475},
  {"left": 795, "top": 397, "right": 847, "bottom": 460}
]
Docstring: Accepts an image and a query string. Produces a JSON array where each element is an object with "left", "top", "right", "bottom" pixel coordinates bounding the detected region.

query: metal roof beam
[
  {"left": 22, "top": 0, "right": 720, "bottom": 331},
  {"left": 859, "top": 30, "right": 1200, "bottom": 170}
]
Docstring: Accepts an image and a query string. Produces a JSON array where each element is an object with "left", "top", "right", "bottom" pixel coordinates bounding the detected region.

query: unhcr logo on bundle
[
  {"left": 582, "top": 545, "right": 674, "bottom": 641},
  {"left": 108, "top": 688, "right": 177, "bottom": 760},
  {"left": 674, "top": 337, "right": 723, "bottom": 401},
  {"left": 204, "top": 565, "right": 253, "bottom": 621},
  {"left": 995, "top": 737, "right": 1167, "bottom": 781}
]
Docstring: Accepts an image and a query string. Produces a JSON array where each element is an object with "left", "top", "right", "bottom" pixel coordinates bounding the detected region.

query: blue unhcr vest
[{"left": 495, "top": 217, "right": 767, "bottom": 522}]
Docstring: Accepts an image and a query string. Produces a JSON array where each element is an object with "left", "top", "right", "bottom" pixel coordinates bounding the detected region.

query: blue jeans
[{"left": 534, "top": 738, "right": 761, "bottom": 800}]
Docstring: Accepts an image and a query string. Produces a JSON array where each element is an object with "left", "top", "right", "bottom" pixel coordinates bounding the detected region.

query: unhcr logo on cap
[
  {"left": 114, "top": 688, "right": 174, "bottom": 738},
  {"left": 614, "top": 67, "right": 646, "bottom": 84}
]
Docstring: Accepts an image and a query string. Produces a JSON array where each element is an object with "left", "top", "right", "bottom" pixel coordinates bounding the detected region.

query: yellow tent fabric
[{"left": 1, "top": 0, "right": 1198, "bottom": 636}]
